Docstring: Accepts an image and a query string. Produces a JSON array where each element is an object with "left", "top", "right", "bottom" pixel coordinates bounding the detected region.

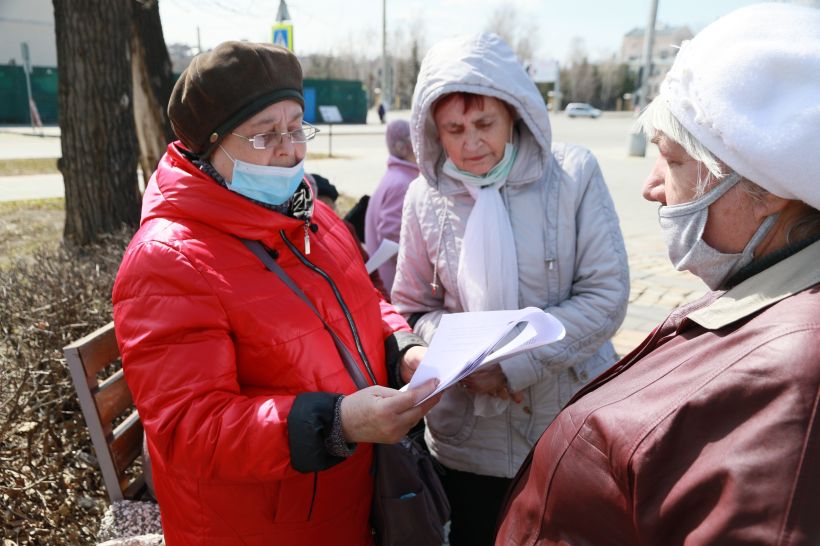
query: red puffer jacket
[{"left": 113, "top": 142, "right": 411, "bottom": 545}]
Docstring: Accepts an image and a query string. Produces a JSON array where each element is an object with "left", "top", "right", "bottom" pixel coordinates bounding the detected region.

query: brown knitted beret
[{"left": 168, "top": 41, "right": 304, "bottom": 157}]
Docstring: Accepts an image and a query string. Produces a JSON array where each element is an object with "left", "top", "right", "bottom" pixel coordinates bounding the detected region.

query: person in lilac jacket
[{"left": 365, "top": 119, "right": 420, "bottom": 294}]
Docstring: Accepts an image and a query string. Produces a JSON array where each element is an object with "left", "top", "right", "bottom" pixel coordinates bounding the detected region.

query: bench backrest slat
[
  {"left": 64, "top": 322, "right": 145, "bottom": 503},
  {"left": 111, "top": 410, "right": 144, "bottom": 476},
  {"left": 95, "top": 369, "right": 134, "bottom": 432}
]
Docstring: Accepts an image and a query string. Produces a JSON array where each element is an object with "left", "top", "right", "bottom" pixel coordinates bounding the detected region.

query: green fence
[
  {"left": 303, "top": 78, "right": 367, "bottom": 124},
  {"left": 0, "top": 65, "right": 367, "bottom": 126},
  {"left": 0, "top": 65, "right": 60, "bottom": 124}
]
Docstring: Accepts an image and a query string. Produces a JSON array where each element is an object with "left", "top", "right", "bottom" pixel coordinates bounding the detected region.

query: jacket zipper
[
  {"left": 303, "top": 220, "right": 311, "bottom": 255},
  {"left": 307, "top": 472, "right": 317, "bottom": 520},
  {"left": 279, "top": 229, "right": 378, "bottom": 385}
]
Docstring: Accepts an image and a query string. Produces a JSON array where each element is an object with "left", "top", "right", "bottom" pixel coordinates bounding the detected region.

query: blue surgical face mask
[
  {"left": 442, "top": 142, "right": 517, "bottom": 188},
  {"left": 220, "top": 145, "right": 305, "bottom": 206}
]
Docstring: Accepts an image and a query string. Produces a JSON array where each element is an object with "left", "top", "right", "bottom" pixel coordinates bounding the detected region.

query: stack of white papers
[{"left": 402, "top": 307, "right": 566, "bottom": 405}]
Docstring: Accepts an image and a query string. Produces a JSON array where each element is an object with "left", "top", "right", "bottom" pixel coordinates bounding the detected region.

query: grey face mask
[{"left": 658, "top": 172, "right": 779, "bottom": 290}]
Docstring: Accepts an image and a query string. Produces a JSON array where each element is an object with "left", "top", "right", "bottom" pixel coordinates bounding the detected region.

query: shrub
[{"left": 0, "top": 230, "right": 132, "bottom": 545}]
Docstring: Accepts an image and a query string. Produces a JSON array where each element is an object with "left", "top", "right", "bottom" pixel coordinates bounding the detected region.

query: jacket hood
[
  {"left": 410, "top": 33, "right": 552, "bottom": 187},
  {"left": 141, "top": 142, "right": 307, "bottom": 239}
]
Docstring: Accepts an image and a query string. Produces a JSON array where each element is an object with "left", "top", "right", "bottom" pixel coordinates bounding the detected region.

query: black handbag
[
  {"left": 242, "top": 239, "right": 450, "bottom": 545},
  {"left": 371, "top": 436, "right": 450, "bottom": 546}
]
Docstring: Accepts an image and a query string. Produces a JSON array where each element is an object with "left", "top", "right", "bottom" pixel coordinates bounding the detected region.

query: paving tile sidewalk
[{"left": 611, "top": 252, "right": 707, "bottom": 356}]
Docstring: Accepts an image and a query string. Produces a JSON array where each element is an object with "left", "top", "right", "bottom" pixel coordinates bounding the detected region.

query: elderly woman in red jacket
[
  {"left": 496, "top": 4, "right": 820, "bottom": 545},
  {"left": 112, "top": 42, "right": 438, "bottom": 545}
]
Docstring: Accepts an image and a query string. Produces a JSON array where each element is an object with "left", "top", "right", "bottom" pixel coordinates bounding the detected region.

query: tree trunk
[
  {"left": 54, "top": 0, "right": 141, "bottom": 248},
  {"left": 131, "top": 0, "right": 176, "bottom": 187}
]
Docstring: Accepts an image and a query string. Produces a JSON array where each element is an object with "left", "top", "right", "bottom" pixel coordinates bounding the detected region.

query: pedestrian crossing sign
[{"left": 272, "top": 23, "right": 294, "bottom": 51}]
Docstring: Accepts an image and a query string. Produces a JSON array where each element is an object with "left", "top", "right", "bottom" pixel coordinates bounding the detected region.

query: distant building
[
  {"left": 620, "top": 24, "right": 693, "bottom": 103},
  {"left": 0, "top": 0, "right": 56, "bottom": 67}
]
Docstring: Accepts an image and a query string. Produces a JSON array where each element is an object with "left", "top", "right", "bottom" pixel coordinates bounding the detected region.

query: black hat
[{"left": 311, "top": 173, "right": 339, "bottom": 202}]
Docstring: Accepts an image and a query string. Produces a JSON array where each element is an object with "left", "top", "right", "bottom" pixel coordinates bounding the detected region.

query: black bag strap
[{"left": 241, "top": 238, "right": 370, "bottom": 391}]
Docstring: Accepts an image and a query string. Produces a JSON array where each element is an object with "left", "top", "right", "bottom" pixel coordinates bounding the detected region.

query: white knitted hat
[{"left": 660, "top": 2, "right": 820, "bottom": 210}]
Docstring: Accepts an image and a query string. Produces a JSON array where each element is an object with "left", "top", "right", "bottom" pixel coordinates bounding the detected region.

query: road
[{"left": 0, "top": 112, "right": 709, "bottom": 352}]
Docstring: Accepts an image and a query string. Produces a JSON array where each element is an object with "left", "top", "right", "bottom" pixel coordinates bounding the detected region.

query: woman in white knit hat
[{"left": 496, "top": 3, "right": 820, "bottom": 545}]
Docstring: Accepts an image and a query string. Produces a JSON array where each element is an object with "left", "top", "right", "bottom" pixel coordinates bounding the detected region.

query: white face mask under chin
[{"left": 658, "top": 173, "right": 779, "bottom": 290}]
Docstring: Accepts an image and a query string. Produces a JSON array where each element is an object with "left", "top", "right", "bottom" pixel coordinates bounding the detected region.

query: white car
[{"left": 565, "top": 103, "right": 602, "bottom": 118}]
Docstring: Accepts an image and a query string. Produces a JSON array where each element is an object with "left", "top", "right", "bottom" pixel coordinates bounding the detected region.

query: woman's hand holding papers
[
  {"left": 400, "top": 346, "right": 427, "bottom": 384},
  {"left": 461, "top": 363, "right": 524, "bottom": 403},
  {"left": 340, "top": 378, "right": 442, "bottom": 444}
]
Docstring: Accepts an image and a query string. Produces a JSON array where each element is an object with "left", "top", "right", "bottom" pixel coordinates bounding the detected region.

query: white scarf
[
  {"left": 442, "top": 143, "right": 519, "bottom": 416},
  {"left": 443, "top": 142, "right": 520, "bottom": 313}
]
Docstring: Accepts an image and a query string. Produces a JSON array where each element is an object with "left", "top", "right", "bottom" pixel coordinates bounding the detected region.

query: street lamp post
[
  {"left": 276, "top": 0, "right": 290, "bottom": 22},
  {"left": 382, "top": 0, "right": 389, "bottom": 115},
  {"left": 628, "top": 0, "right": 659, "bottom": 157},
  {"left": 20, "top": 42, "right": 35, "bottom": 134}
]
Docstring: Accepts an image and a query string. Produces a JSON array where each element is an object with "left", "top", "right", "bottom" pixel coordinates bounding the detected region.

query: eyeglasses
[{"left": 232, "top": 123, "right": 320, "bottom": 149}]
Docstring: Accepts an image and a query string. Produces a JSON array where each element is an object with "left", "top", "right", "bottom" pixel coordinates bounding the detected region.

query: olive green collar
[{"left": 689, "top": 239, "right": 820, "bottom": 330}]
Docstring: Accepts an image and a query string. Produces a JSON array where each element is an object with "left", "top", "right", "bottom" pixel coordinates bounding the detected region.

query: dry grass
[
  {"left": 0, "top": 199, "right": 65, "bottom": 269},
  {"left": 0, "top": 158, "right": 60, "bottom": 176},
  {"left": 335, "top": 193, "right": 358, "bottom": 217}
]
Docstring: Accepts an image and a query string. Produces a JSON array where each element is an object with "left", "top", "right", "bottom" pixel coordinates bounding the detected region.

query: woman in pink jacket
[{"left": 365, "top": 120, "right": 420, "bottom": 294}]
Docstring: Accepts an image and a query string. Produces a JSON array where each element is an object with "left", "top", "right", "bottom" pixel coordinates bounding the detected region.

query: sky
[{"left": 158, "top": 0, "right": 809, "bottom": 64}]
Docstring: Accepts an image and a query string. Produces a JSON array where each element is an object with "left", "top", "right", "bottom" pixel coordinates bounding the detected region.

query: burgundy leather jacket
[{"left": 496, "top": 240, "right": 820, "bottom": 545}]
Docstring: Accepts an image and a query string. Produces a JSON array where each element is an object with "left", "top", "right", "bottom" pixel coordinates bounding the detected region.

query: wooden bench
[{"left": 64, "top": 321, "right": 148, "bottom": 503}]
